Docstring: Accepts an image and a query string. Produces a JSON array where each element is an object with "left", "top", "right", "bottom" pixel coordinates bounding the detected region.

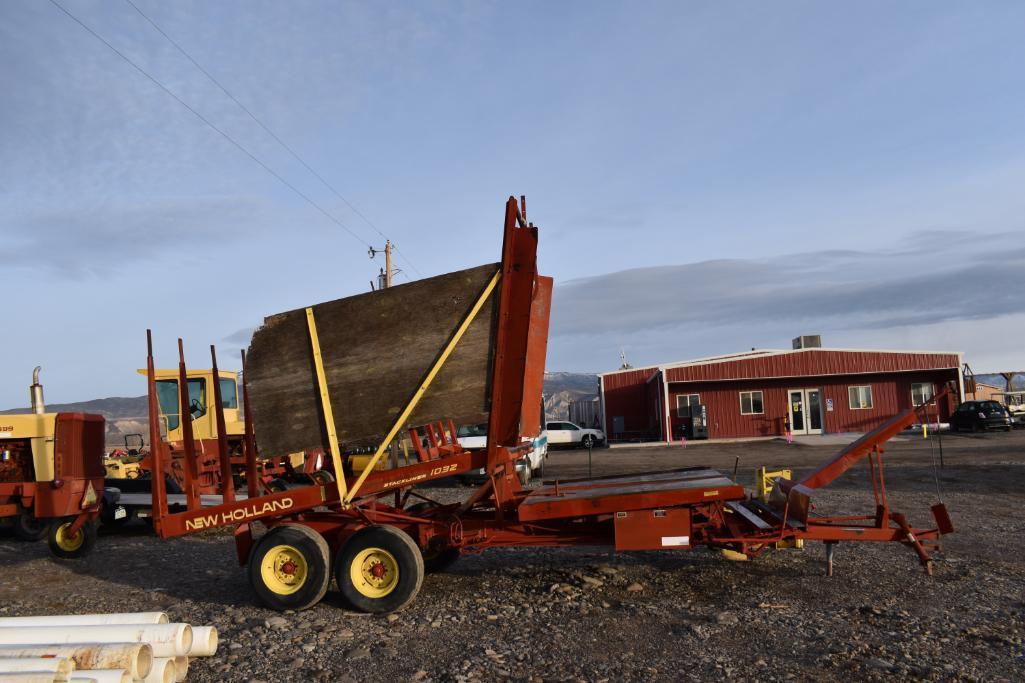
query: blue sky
[{"left": 2, "top": 1, "right": 1024, "bottom": 407}]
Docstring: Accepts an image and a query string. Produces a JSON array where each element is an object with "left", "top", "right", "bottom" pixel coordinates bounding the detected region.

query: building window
[
  {"left": 739, "top": 391, "right": 764, "bottom": 415},
  {"left": 849, "top": 385, "right": 873, "bottom": 410},
  {"left": 676, "top": 394, "right": 700, "bottom": 417},
  {"left": 911, "top": 382, "right": 934, "bottom": 406}
]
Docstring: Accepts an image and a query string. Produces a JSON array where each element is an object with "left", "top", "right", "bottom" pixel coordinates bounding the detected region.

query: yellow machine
[
  {"left": 138, "top": 368, "right": 245, "bottom": 443},
  {"left": 757, "top": 467, "right": 803, "bottom": 549},
  {"left": 1, "top": 368, "right": 106, "bottom": 557},
  {"left": 104, "top": 457, "right": 142, "bottom": 479}
]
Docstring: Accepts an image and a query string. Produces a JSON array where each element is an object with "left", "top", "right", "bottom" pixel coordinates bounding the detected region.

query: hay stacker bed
[{"left": 143, "top": 197, "right": 953, "bottom": 613}]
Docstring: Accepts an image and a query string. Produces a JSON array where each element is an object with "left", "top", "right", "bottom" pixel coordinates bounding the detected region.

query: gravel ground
[{"left": 1, "top": 430, "right": 1023, "bottom": 682}]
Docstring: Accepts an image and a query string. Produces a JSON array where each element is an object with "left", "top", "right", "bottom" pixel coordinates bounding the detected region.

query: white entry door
[{"left": 788, "top": 389, "right": 823, "bottom": 435}]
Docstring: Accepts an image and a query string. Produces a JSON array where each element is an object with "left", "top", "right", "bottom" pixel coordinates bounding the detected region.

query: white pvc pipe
[
  {"left": 142, "top": 657, "right": 176, "bottom": 683},
  {"left": 188, "top": 626, "right": 218, "bottom": 656},
  {"left": 0, "top": 613, "right": 168, "bottom": 627},
  {"left": 172, "top": 656, "right": 188, "bottom": 682},
  {"left": 0, "top": 657, "right": 73, "bottom": 679},
  {"left": 0, "top": 674, "right": 60, "bottom": 683},
  {"left": 0, "top": 624, "right": 192, "bottom": 658},
  {"left": 0, "top": 644, "right": 151, "bottom": 680},
  {"left": 69, "top": 672, "right": 130, "bottom": 683}
]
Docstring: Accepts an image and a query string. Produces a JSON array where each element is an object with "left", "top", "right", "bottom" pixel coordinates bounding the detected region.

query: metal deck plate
[{"left": 518, "top": 468, "right": 745, "bottom": 522}]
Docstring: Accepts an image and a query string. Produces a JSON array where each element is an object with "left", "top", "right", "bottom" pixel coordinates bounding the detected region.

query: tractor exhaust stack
[{"left": 30, "top": 366, "right": 44, "bottom": 414}]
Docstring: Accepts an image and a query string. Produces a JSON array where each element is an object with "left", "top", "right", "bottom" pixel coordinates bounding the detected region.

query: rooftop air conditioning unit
[{"left": 793, "top": 335, "right": 822, "bottom": 350}]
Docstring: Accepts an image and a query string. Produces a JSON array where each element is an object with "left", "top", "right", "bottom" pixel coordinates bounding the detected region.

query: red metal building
[{"left": 599, "top": 347, "right": 963, "bottom": 442}]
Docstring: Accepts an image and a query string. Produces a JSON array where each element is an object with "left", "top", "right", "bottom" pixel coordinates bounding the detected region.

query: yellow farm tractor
[{"left": 0, "top": 368, "right": 108, "bottom": 557}]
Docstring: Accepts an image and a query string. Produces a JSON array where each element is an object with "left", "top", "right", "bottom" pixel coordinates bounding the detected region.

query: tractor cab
[{"left": 136, "top": 369, "right": 244, "bottom": 444}]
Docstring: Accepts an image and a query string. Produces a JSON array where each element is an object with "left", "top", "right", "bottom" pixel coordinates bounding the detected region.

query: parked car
[
  {"left": 949, "top": 400, "right": 1012, "bottom": 432},
  {"left": 455, "top": 423, "right": 548, "bottom": 485},
  {"left": 545, "top": 421, "right": 605, "bottom": 448}
]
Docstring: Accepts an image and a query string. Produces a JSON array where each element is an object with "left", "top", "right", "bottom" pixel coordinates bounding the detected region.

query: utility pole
[{"left": 369, "top": 241, "right": 397, "bottom": 289}]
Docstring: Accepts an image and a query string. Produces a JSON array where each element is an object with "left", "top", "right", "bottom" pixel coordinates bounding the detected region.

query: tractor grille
[{"left": 54, "top": 413, "right": 106, "bottom": 479}]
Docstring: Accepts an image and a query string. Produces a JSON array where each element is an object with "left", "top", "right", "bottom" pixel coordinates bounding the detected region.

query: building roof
[{"left": 600, "top": 347, "right": 962, "bottom": 382}]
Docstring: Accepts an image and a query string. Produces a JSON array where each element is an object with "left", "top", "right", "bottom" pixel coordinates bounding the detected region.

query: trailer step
[
  {"left": 726, "top": 501, "right": 773, "bottom": 531},
  {"left": 747, "top": 498, "right": 805, "bottom": 530}
]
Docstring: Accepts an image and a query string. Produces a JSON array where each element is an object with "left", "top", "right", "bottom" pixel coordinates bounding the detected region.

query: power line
[
  {"left": 122, "top": 0, "right": 423, "bottom": 277},
  {"left": 46, "top": 0, "right": 372, "bottom": 250}
]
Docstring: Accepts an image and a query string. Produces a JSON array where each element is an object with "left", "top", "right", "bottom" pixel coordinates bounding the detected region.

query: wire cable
[
  {"left": 122, "top": 0, "right": 423, "bottom": 277},
  {"left": 47, "top": 0, "right": 373, "bottom": 249}
]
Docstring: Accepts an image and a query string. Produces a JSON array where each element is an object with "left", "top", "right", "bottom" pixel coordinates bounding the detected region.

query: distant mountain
[
  {"left": 543, "top": 372, "right": 599, "bottom": 421},
  {"left": 0, "top": 396, "right": 147, "bottom": 419},
  {"left": 974, "top": 373, "right": 1025, "bottom": 391},
  {"left": 1, "top": 396, "right": 148, "bottom": 445}
]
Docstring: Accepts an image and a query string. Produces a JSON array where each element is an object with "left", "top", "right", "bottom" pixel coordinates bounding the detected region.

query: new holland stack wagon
[{"left": 138, "top": 196, "right": 954, "bottom": 613}]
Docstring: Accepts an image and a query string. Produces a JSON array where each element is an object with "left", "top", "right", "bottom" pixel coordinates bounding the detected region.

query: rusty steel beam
[
  {"left": 145, "top": 330, "right": 169, "bottom": 524},
  {"left": 175, "top": 339, "right": 202, "bottom": 510},
  {"left": 209, "top": 345, "right": 235, "bottom": 504},
  {"left": 240, "top": 350, "right": 259, "bottom": 499}
]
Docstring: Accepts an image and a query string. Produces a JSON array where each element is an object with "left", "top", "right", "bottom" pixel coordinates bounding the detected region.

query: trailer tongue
[{"left": 142, "top": 196, "right": 954, "bottom": 613}]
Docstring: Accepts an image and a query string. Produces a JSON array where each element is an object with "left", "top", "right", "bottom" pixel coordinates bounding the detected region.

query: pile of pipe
[{"left": 0, "top": 612, "right": 218, "bottom": 682}]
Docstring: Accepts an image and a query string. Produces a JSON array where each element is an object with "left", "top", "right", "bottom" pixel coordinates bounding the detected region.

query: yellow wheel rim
[
  {"left": 259, "top": 544, "right": 309, "bottom": 595},
  {"left": 350, "top": 547, "right": 399, "bottom": 598},
  {"left": 54, "top": 523, "right": 84, "bottom": 552}
]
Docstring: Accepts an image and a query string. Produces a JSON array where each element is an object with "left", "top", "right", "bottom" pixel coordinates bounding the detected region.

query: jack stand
[{"left": 825, "top": 541, "right": 836, "bottom": 577}]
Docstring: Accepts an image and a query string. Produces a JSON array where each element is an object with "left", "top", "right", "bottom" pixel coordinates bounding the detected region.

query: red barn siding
[
  {"left": 601, "top": 349, "right": 962, "bottom": 442},
  {"left": 668, "top": 372, "right": 957, "bottom": 439},
  {"left": 602, "top": 367, "right": 660, "bottom": 440}
]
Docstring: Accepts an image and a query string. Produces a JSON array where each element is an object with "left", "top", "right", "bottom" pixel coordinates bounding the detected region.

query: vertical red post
[
  {"left": 519, "top": 275, "right": 552, "bottom": 439},
  {"left": 486, "top": 197, "right": 539, "bottom": 505},
  {"left": 241, "top": 350, "right": 259, "bottom": 498},
  {"left": 210, "top": 345, "right": 236, "bottom": 504},
  {"left": 177, "top": 339, "right": 202, "bottom": 510},
  {"left": 146, "top": 330, "right": 169, "bottom": 527}
]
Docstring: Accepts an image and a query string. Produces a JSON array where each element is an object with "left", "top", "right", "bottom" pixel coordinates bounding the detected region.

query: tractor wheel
[
  {"left": 47, "top": 518, "right": 98, "bottom": 559},
  {"left": 308, "top": 470, "right": 335, "bottom": 486},
  {"left": 13, "top": 511, "right": 48, "bottom": 542},
  {"left": 265, "top": 478, "right": 290, "bottom": 493},
  {"left": 335, "top": 525, "right": 424, "bottom": 613},
  {"left": 248, "top": 524, "right": 331, "bottom": 612}
]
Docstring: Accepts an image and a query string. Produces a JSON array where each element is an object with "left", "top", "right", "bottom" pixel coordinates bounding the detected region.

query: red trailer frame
[{"left": 142, "top": 196, "right": 954, "bottom": 613}]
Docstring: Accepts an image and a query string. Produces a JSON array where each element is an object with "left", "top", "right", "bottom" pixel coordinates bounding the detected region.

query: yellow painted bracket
[
  {"left": 306, "top": 307, "right": 349, "bottom": 506},
  {"left": 343, "top": 269, "right": 502, "bottom": 505}
]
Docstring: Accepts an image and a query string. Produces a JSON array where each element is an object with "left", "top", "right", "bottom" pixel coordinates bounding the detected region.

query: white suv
[{"left": 545, "top": 421, "right": 605, "bottom": 448}]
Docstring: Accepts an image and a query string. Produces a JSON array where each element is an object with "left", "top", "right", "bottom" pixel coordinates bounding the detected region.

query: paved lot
[{"left": 1, "top": 430, "right": 1023, "bottom": 681}]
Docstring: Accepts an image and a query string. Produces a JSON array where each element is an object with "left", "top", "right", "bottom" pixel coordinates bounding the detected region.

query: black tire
[
  {"left": 13, "top": 511, "right": 48, "bottom": 542},
  {"left": 248, "top": 524, "right": 331, "bottom": 612},
  {"left": 47, "top": 517, "right": 98, "bottom": 559},
  {"left": 266, "top": 478, "right": 290, "bottom": 493},
  {"left": 580, "top": 434, "right": 597, "bottom": 448},
  {"left": 335, "top": 525, "right": 425, "bottom": 613}
]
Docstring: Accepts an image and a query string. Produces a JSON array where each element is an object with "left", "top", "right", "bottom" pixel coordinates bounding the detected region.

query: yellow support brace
[
  {"left": 343, "top": 269, "right": 502, "bottom": 505},
  {"left": 306, "top": 307, "right": 349, "bottom": 505}
]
